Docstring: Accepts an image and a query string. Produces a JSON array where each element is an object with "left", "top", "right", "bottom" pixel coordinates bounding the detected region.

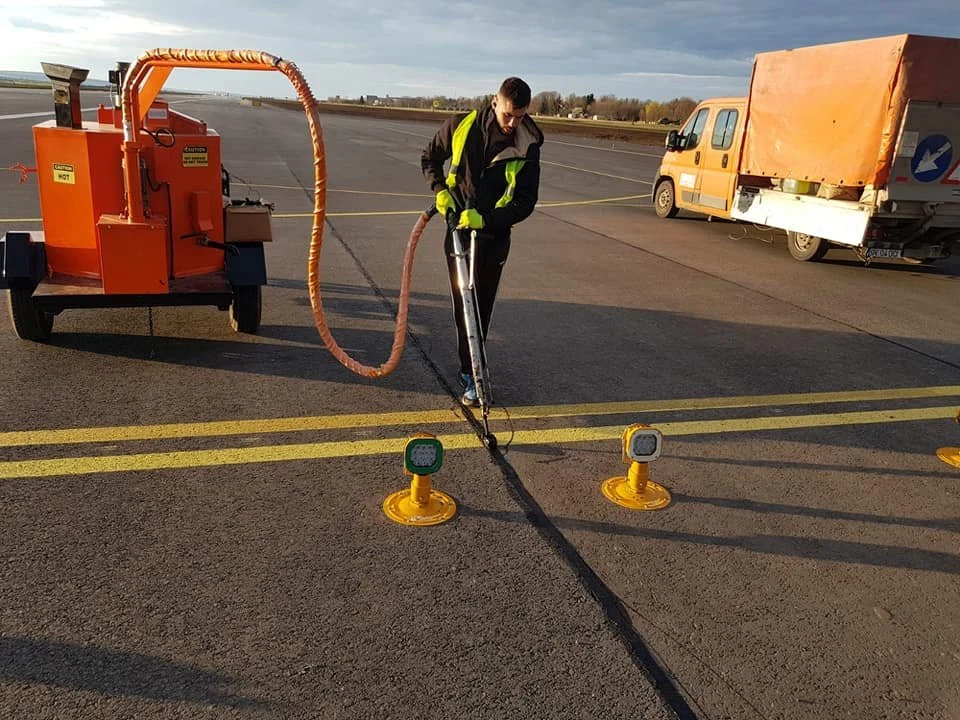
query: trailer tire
[
  {"left": 229, "top": 285, "right": 261, "bottom": 333},
  {"left": 786, "top": 231, "right": 829, "bottom": 261},
  {"left": 7, "top": 286, "right": 53, "bottom": 342},
  {"left": 654, "top": 180, "right": 679, "bottom": 219}
]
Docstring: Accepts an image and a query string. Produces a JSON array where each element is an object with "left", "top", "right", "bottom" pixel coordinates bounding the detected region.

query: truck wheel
[
  {"left": 7, "top": 287, "right": 53, "bottom": 342},
  {"left": 786, "top": 231, "right": 829, "bottom": 261},
  {"left": 229, "top": 285, "right": 261, "bottom": 333},
  {"left": 654, "top": 180, "right": 679, "bottom": 219}
]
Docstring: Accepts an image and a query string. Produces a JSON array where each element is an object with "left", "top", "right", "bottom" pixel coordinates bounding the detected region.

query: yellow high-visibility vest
[{"left": 445, "top": 110, "right": 526, "bottom": 208}]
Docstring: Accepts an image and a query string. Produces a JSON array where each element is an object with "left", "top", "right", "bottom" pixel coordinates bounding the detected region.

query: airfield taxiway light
[
  {"left": 936, "top": 447, "right": 960, "bottom": 470},
  {"left": 601, "top": 424, "right": 671, "bottom": 510},
  {"left": 936, "top": 410, "right": 960, "bottom": 469},
  {"left": 383, "top": 434, "right": 456, "bottom": 526}
]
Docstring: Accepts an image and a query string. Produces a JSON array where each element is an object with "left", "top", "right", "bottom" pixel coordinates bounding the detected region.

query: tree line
[
  {"left": 329, "top": 91, "right": 699, "bottom": 124},
  {"left": 532, "top": 92, "right": 698, "bottom": 124}
]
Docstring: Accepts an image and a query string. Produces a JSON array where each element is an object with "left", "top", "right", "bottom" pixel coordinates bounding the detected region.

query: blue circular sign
[{"left": 911, "top": 134, "right": 953, "bottom": 183}]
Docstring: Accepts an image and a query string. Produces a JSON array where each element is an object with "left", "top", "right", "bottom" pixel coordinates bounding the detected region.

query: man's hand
[
  {"left": 457, "top": 209, "right": 485, "bottom": 230},
  {"left": 436, "top": 189, "right": 456, "bottom": 216}
]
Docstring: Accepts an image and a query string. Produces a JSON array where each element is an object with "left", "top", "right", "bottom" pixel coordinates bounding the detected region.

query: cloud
[
  {"left": 9, "top": 17, "right": 69, "bottom": 33},
  {"left": 0, "top": 0, "right": 957, "bottom": 99}
]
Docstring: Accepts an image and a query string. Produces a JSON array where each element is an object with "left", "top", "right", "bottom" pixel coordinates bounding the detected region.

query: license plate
[{"left": 866, "top": 248, "right": 903, "bottom": 258}]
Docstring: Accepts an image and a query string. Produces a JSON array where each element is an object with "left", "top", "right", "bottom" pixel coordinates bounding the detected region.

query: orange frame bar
[{"left": 120, "top": 50, "right": 289, "bottom": 224}]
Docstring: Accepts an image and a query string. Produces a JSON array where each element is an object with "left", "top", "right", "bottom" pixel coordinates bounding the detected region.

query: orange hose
[{"left": 119, "top": 48, "right": 429, "bottom": 378}]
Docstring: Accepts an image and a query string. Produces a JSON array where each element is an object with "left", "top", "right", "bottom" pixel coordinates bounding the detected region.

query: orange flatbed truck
[{"left": 654, "top": 34, "right": 960, "bottom": 263}]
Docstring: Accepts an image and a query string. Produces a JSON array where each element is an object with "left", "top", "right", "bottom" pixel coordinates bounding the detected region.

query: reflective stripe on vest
[
  {"left": 495, "top": 159, "right": 526, "bottom": 208},
  {"left": 445, "top": 110, "right": 477, "bottom": 190},
  {"left": 446, "top": 110, "right": 526, "bottom": 208}
]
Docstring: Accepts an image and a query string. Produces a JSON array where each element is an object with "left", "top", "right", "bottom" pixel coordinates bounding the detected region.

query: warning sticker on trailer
[
  {"left": 53, "top": 163, "right": 76, "bottom": 184},
  {"left": 182, "top": 145, "right": 209, "bottom": 168}
]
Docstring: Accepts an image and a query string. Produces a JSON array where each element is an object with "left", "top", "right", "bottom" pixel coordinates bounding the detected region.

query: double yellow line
[{"left": 1, "top": 386, "right": 957, "bottom": 480}]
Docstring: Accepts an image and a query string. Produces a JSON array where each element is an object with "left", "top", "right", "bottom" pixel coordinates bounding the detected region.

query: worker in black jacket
[{"left": 421, "top": 77, "right": 544, "bottom": 406}]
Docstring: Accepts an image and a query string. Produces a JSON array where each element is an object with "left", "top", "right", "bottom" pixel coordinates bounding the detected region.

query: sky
[{"left": 1, "top": 0, "right": 959, "bottom": 102}]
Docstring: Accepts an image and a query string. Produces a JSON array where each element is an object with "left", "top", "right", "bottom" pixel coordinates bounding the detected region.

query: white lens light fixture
[
  {"left": 384, "top": 433, "right": 456, "bottom": 526},
  {"left": 602, "top": 424, "right": 671, "bottom": 511}
]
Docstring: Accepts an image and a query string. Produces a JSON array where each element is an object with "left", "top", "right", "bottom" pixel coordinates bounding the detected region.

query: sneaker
[{"left": 459, "top": 372, "right": 478, "bottom": 407}]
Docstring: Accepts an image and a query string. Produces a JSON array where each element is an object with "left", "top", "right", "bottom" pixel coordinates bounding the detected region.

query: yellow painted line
[
  {"left": 550, "top": 139, "right": 664, "bottom": 159},
  {"left": 274, "top": 194, "right": 655, "bottom": 219},
  {"left": 3, "top": 194, "right": 641, "bottom": 224},
  {"left": 539, "top": 194, "right": 651, "bottom": 208},
  {"left": 250, "top": 185, "right": 432, "bottom": 198},
  {"left": 0, "top": 408, "right": 464, "bottom": 448},
  {"left": 0, "top": 405, "right": 953, "bottom": 480},
  {"left": 1, "top": 211, "right": 427, "bottom": 222},
  {"left": 487, "top": 385, "right": 960, "bottom": 422},
  {"left": 275, "top": 209, "right": 424, "bottom": 218},
  {"left": 1, "top": 195, "right": 648, "bottom": 224},
  {"left": 2, "top": 385, "right": 958, "bottom": 449},
  {"left": 541, "top": 161, "right": 654, "bottom": 185}
]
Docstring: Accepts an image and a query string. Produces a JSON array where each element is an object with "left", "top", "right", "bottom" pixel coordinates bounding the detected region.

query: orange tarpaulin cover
[{"left": 740, "top": 35, "right": 960, "bottom": 188}]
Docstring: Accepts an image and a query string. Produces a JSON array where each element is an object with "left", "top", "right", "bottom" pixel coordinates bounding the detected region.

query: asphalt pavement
[{"left": 1, "top": 87, "right": 959, "bottom": 720}]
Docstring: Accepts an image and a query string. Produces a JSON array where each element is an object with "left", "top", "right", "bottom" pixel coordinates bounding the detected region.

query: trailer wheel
[
  {"left": 654, "top": 180, "right": 679, "bottom": 219},
  {"left": 7, "top": 286, "right": 53, "bottom": 342},
  {"left": 229, "top": 285, "right": 262, "bottom": 333},
  {"left": 786, "top": 231, "right": 829, "bottom": 261}
]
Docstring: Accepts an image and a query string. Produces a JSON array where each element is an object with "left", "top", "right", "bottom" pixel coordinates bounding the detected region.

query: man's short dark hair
[{"left": 498, "top": 77, "right": 531, "bottom": 108}]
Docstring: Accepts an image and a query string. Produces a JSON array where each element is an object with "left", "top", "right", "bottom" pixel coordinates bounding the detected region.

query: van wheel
[
  {"left": 654, "top": 180, "right": 679, "bottom": 219},
  {"left": 786, "top": 231, "right": 829, "bottom": 261},
  {"left": 8, "top": 286, "right": 53, "bottom": 342}
]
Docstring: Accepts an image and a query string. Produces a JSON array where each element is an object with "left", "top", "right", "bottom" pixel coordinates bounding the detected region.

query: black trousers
[{"left": 444, "top": 228, "right": 511, "bottom": 375}]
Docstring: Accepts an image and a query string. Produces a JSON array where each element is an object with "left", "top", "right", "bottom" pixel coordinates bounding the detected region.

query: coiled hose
[{"left": 120, "top": 49, "right": 430, "bottom": 378}]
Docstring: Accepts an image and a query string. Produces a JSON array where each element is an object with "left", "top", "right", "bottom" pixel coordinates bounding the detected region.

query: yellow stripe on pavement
[
  {"left": 540, "top": 161, "right": 654, "bottom": 185},
  {"left": 249, "top": 185, "right": 431, "bottom": 198},
  {"left": 274, "top": 209, "right": 425, "bottom": 218},
  {"left": 271, "top": 193, "right": 656, "bottom": 219},
  {"left": 490, "top": 385, "right": 960, "bottom": 423},
  {"left": 0, "top": 405, "right": 954, "bottom": 480},
  {"left": 0, "top": 408, "right": 464, "bottom": 447},
  {"left": 0, "top": 192, "right": 653, "bottom": 224},
  {"left": 539, "top": 194, "right": 651, "bottom": 208},
  {"left": 2, "top": 385, "right": 958, "bottom": 449}
]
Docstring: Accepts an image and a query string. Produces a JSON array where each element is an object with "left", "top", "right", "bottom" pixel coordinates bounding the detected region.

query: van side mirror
[{"left": 665, "top": 130, "right": 682, "bottom": 152}]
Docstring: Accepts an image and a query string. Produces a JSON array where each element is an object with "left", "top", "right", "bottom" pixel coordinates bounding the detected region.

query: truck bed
[{"left": 740, "top": 35, "right": 960, "bottom": 190}]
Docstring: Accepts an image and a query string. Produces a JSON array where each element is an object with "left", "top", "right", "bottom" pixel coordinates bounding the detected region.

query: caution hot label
[
  {"left": 53, "top": 163, "right": 75, "bottom": 185},
  {"left": 182, "top": 145, "right": 209, "bottom": 168}
]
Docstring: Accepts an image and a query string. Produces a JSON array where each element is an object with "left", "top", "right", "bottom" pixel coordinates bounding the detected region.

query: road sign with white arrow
[{"left": 911, "top": 134, "right": 953, "bottom": 182}]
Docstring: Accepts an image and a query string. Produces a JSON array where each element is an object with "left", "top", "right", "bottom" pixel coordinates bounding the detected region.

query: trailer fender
[
  {"left": 0, "top": 232, "right": 46, "bottom": 288},
  {"left": 225, "top": 242, "right": 267, "bottom": 286}
]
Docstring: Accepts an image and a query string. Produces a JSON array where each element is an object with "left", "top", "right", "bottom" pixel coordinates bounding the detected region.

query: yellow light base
[
  {"left": 602, "top": 462, "right": 671, "bottom": 510},
  {"left": 936, "top": 447, "right": 960, "bottom": 470},
  {"left": 383, "top": 474, "right": 456, "bottom": 526}
]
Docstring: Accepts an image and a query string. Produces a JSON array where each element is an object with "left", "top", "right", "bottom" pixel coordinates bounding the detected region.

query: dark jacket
[{"left": 421, "top": 105, "right": 544, "bottom": 233}]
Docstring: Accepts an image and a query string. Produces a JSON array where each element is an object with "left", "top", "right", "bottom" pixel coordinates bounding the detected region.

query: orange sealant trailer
[
  {"left": 1, "top": 57, "right": 275, "bottom": 341},
  {"left": 654, "top": 34, "right": 960, "bottom": 263}
]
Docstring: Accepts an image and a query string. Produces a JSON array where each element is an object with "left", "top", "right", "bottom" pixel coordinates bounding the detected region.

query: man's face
[{"left": 492, "top": 94, "right": 527, "bottom": 135}]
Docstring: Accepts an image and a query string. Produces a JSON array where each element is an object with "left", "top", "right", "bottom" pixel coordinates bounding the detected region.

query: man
[{"left": 421, "top": 77, "right": 544, "bottom": 406}]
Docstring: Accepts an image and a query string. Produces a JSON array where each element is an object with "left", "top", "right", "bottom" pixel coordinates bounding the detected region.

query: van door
[
  {"left": 694, "top": 106, "right": 742, "bottom": 218},
  {"left": 673, "top": 106, "right": 711, "bottom": 209}
]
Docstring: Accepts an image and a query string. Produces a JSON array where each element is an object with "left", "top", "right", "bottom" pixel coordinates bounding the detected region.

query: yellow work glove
[
  {"left": 457, "top": 209, "right": 485, "bottom": 230},
  {"left": 436, "top": 189, "right": 456, "bottom": 216}
]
